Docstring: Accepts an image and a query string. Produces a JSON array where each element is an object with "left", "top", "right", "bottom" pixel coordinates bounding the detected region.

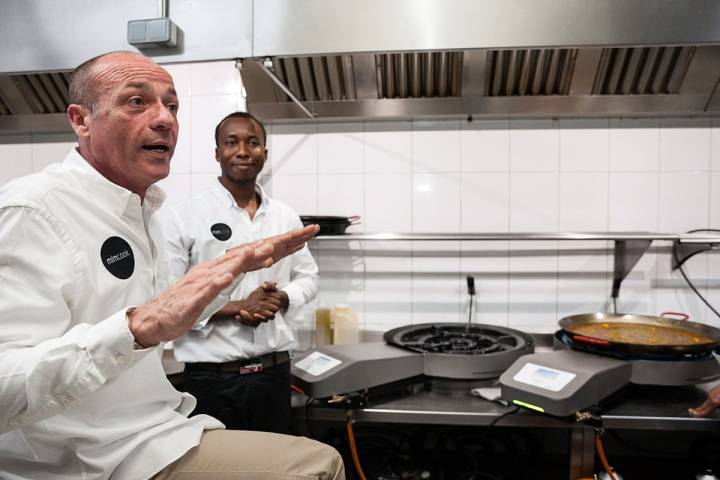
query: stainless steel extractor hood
[
  {"left": 241, "top": 45, "right": 720, "bottom": 121},
  {"left": 241, "top": 0, "right": 720, "bottom": 121},
  {"left": 2, "top": 0, "right": 720, "bottom": 134},
  {"left": 0, "top": 71, "right": 72, "bottom": 134}
]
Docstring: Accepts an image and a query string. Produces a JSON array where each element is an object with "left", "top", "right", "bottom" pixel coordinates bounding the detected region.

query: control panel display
[
  {"left": 294, "top": 351, "right": 342, "bottom": 376},
  {"left": 512, "top": 362, "right": 576, "bottom": 392}
]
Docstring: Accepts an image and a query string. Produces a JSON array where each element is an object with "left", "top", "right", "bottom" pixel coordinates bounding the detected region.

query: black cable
[
  {"left": 672, "top": 242, "right": 720, "bottom": 320},
  {"left": 686, "top": 229, "right": 720, "bottom": 234},
  {"left": 305, "top": 395, "right": 315, "bottom": 438},
  {"left": 487, "top": 406, "right": 519, "bottom": 427}
]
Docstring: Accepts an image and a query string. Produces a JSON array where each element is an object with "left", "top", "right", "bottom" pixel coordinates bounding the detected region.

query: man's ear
[
  {"left": 67, "top": 104, "right": 91, "bottom": 138},
  {"left": 215, "top": 147, "right": 220, "bottom": 162}
]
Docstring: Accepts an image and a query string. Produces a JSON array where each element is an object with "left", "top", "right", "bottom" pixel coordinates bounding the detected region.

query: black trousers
[{"left": 183, "top": 361, "right": 292, "bottom": 434}]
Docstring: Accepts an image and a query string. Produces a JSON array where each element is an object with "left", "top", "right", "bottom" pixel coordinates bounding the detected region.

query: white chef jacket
[
  {"left": 0, "top": 149, "right": 230, "bottom": 480},
  {"left": 161, "top": 180, "right": 319, "bottom": 363}
]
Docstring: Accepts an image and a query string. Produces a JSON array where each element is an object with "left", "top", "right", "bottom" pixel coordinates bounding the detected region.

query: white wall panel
[
  {"left": 509, "top": 173, "right": 559, "bottom": 232},
  {"left": 272, "top": 174, "right": 318, "bottom": 215},
  {"left": 658, "top": 171, "right": 710, "bottom": 232},
  {"left": 460, "top": 173, "right": 510, "bottom": 232},
  {"left": 31, "top": 134, "right": 75, "bottom": 172},
  {"left": 559, "top": 119, "right": 609, "bottom": 172},
  {"left": 364, "top": 174, "right": 412, "bottom": 232},
  {"left": 659, "top": 118, "right": 711, "bottom": 172},
  {"left": 190, "top": 94, "right": 241, "bottom": 173},
  {"left": 558, "top": 172, "right": 608, "bottom": 231},
  {"left": 318, "top": 174, "right": 364, "bottom": 231},
  {"left": 364, "top": 121, "right": 412, "bottom": 174},
  {"left": 412, "top": 173, "right": 461, "bottom": 232},
  {"left": 461, "top": 120, "right": 510, "bottom": 172},
  {"left": 268, "top": 124, "right": 318, "bottom": 175},
  {"left": 0, "top": 138, "right": 33, "bottom": 186},
  {"left": 609, "top": 118, "right": 659, "bottom": 172},
  {"left": 318, "top": 123, "right": 364, "bottom": 174},
  {"left": 712, "top": 118, "right": 720, "bottom": 171},
  {"left": 608, "top": 172, "right": 659, "bottom": 231},
  {"left": 412, "top": 120, "right": 461, "bottom": 173},
  {"left": 510, "top": 120, "right": 559, "bottom": 172}
]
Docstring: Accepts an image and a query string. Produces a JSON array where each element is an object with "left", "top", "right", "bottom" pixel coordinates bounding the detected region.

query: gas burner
[
  {"left": 385, "top": 323, "right": 531, "bottom": 356},
  {"left": 554, "top": 330, "right": 717, "bottom": 361}
]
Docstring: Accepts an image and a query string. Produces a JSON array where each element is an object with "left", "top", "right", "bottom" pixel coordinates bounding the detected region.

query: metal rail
[{"left": 311, "top": 232, "right": 720, "bottom": 242}]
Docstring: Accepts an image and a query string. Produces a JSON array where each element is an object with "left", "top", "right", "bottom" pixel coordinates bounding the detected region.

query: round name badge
[
  {"left": 211, "top": 223, "right": 232, "bottom": 241},
  {"left": 100, "top": 236, "right": 135, "bottom": 279}
]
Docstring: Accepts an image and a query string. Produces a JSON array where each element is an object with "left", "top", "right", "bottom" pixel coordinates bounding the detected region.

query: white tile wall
[
  {"left": 318, "top": 123, "right": 364, "bottom": 174},
  {"left": 712, "top": 118, "right": 720, "bottom": 171},
  {"left": 365, "top": 121, "right": 412, "bottom": 173},
  {"left": 3, "top": 58, "right": 720, "bottom": 335},
  {"left": 510, "top": 119, "right": 559, "bottom": 172},
  {"left": 461, "top": 120, "right": 510, "bottom": 172},
  {"left": 413, "top": 120, "right": 461, "bottom": 173},
  {"left": 460, "top": 173, "right": 510, "bottom": 232},
  {"left": 609, "top": 118, "right": 659, "bottom": 172},
  {"left": 0, "top": 136, "right": 33, "bottom": 185},
  {"left": 30, "top": 133, "right": 76, "bottom": 171},
  {"left": 413, "top": 173, "right": 461, "bottom": 232},
  {"left": 509, "top": 173, "right": 559, "bottom": 232},
  {"left": 659, "top": 118, "right": 711, "bottom": 172},
  {"left": 559, "top": 119, "right": 609, "bottom": 172}
]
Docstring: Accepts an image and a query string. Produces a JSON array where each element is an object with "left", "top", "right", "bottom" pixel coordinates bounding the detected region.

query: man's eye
[
  {"left": 167, "top": 103, "right": 179, "bottom": 114},
  {"left": 129, "top": 97, "right": 144, "bottom": 107},
  {"left": 225, "top": 140, "right": 237, "bottom": 146}
]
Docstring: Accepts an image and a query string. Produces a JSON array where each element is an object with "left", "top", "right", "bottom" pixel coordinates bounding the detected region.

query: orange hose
[
  {"left": 346, "top": 419, "right": 369, "bottom": 480},
  {"left": 595, "top": 432, "right": 617, "bottom": 480}
]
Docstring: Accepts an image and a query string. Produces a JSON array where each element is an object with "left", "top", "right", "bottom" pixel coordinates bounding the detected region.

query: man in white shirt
[
  {"left": 0, "top": 51, "right": 344, "bottom": 480},
  {"left": 161, "top": 112, "right": 318, "bottom": 434}
]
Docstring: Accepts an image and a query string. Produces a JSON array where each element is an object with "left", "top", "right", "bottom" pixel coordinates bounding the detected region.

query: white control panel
[
  {"left": 294, "top": 351, "right": 342, "bottom": 376},
  {"left": 512, "top": 362, "right": 576, "bottom": 392}
]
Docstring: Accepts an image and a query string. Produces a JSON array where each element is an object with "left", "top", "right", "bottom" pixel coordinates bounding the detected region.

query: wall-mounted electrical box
[{"left": 127, "top": 18, "right": 178, "bottom": 48}]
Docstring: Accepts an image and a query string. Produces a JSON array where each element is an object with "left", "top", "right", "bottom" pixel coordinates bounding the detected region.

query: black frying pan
[
  {"left": 558, "top": 312, "right": 720, "bottom": 355},
  {"left": 300, "top": 215, "right": 360, "bottom": 235}
]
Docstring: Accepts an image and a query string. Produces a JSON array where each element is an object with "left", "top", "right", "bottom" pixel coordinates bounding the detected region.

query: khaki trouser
[{"left": 154, "top": 430, "right": 345, "bottom": 480}]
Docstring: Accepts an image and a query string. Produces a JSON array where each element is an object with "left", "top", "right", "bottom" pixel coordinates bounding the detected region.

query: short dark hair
[
  {"left": 69, "top": 51, "right": 146, "bottom": 115},
  {"left": 214, "top": 111, "right": 267, "bottom": 147}
]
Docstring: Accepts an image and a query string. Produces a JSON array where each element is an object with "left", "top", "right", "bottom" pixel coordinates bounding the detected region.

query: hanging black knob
[{"left": 466, "top": 275, "right": 475, "bottom": 296}]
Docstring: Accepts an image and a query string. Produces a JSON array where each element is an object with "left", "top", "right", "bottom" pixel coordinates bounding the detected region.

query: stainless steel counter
[
  {"left": 294, "top": 379, "right": 720, "bottom": 479},
  {"left": 297, "top": 381, "right": 720, "bottom": 430}
]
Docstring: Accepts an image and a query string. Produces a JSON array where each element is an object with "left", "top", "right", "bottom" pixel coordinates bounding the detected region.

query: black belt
[{"left": 186, "top": 351, "right": 291, "bottom": 375}]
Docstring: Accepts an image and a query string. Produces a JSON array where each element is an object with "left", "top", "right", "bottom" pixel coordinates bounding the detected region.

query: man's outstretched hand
[
  {"left": 127, "top": 224, "right": 319, "bottom": 347},
  {"left": 689, "top": 383, "right": 720, "bottom": 418},
  {"left": 228, "top": 224, "right": 319, "bottom": 272}
]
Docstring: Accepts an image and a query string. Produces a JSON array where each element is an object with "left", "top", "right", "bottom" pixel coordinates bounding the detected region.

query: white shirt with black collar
[{"left": 160, "top": 179, "right": 319, "bottom": 363}]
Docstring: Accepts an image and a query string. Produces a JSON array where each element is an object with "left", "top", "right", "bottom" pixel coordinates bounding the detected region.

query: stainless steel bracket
[
  {"left": 252, "top": 58, "right": 316, "bottom": 119},
  {"left": 611, "top": 239, "right": 653, "bottom": 313},
  {"left": 672, "top": 239, "right": 720, "bottom": 270}
]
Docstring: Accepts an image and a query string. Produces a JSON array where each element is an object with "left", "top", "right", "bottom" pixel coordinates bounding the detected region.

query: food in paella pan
[{"left": 570, "top": 322, "right": 712, "bottom": 346}]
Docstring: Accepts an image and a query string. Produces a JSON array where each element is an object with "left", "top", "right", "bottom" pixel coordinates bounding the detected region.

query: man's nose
[
  {"left": 149, "top": 102, "right": 177, "bottom": 131},
  {"left": 235, "top": 143, "right": 250, "bottom": 157}
]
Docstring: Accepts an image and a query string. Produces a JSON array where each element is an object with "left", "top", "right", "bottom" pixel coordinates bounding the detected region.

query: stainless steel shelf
[
  {"left": 310, "top": 232, "right": 720, "bottom": 312},
  {"left": 312, "top": 232, "right": 720, "bottom": 242}
]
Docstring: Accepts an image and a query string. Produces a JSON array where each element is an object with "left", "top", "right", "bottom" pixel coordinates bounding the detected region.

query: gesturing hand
[
  {"left": 689, "top": 383, "right": 720, "bottom": 417},
  {"left": 233, "top": 283, "right": 283, "bottom": 328},
  {"left": 127, "top": 224, "right": 319, "bottom": 346},
  {"left": 227, "top": 224, "right": 319, "bottom": 272}
]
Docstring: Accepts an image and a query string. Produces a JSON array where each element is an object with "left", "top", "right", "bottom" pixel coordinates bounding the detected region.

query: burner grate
[{"left": 385, "top": 324, "right": 530, "bottom": 355}]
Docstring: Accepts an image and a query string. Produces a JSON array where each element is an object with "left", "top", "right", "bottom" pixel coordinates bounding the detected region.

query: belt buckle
[{"left": 239, "top": 362, "right": 263, "bottom": 374}]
